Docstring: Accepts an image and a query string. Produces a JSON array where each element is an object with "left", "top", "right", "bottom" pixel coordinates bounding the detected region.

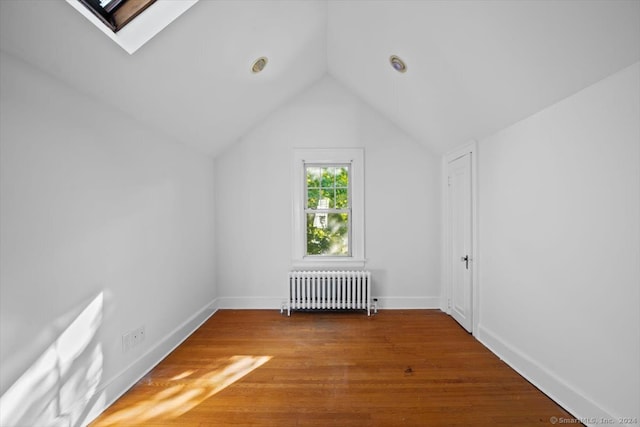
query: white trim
[
  {"left": 81, "top": 298, "right": 217, "bottom": 425},
  {"left": 214, "top": 297, "right": 285, "bottom": 310},
  {"left": 373, "top": 296, "right": 442, "bottom": 309},
  {"left": 292, "top": 148, "right": 365, "bottom": 267},
  {"left": 442, "top": 140, "right": 479, "bottom": 335},
  {"left": 65, "top": 0, "right": 198, "bottom": 54},
  {"left": 477, "top": 325, "right": 617, "bottom": 426}
]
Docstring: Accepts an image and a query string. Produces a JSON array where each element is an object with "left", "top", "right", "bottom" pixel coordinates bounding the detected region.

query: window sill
[{"left": 291, "top": 258, "right": 366, "bottom": 269}]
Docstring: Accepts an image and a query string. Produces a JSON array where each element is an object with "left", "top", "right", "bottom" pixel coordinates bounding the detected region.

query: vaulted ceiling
[{"left": 1, "top": 0, "right": 639, "bottom": 156}]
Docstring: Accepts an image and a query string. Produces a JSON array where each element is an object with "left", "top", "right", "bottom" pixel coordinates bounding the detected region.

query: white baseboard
[
  {"left": 214, "top": 297, "right": 286, "bottom": 310},
  {"left": 374, "top": 296, "right": 442, "bottom": 309},
  {"left": 81, "top": 299, "right": 218, "bottom": 426},
  {"left": 477, "top": 324, "right": 616, "bottom": 427}
]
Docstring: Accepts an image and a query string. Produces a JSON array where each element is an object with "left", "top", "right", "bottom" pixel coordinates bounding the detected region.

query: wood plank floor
[{"left": 90, "top": 310, "right": 578, "bottom": 426}]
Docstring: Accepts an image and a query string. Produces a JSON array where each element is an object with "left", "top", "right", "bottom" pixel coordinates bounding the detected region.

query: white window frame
[{"left": 292, "top": 148, "right": 365, "bottom": 268}]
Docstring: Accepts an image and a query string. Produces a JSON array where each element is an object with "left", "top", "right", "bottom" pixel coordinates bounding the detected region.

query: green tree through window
[{"left": 305, "top": 165, "right": 350, "bottom": 255}]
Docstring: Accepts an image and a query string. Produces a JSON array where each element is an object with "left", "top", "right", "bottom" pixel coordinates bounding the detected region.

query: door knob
[{"left": 461, "top": 255, "right": 469, "bottom": 269}]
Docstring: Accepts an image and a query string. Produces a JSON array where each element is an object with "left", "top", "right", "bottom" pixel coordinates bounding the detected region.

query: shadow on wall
[{"left": 0, "top": 292, "right": 104, "bottom": 427}]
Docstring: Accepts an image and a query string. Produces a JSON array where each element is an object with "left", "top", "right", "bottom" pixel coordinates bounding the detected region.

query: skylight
[
  {"left": 66, "top": 0, "right": 198, "bottom": 54},
  {"left": 78, "top": 0, "right": 157, "bottom": 33}
]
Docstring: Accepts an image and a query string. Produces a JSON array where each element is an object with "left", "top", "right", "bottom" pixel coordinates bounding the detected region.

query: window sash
[
  {"left": 304, "top": 163, "right": 351, "bottom": 210},
  {"left": 304, "top": 213, "right": 352, "bottom": 259}
]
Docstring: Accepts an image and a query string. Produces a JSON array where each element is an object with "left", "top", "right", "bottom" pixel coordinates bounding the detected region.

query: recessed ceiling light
[
  {"left": 252, "top": 57, "right": 268, "bottom": 73},
  {"left": 390, "top": 55, "right": 407, "bottom": 73}
]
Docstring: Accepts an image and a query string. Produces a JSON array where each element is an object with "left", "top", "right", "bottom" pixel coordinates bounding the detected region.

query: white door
[{"left": 448, "top": 153, "right": 473, "bottom": 332}]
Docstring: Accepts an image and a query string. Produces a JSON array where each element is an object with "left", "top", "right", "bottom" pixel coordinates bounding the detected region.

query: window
[
  {"left": 292, "top": 149, "right": 365, "bottom": 267},
  {"left": 305, "top": 165, "right": 351, "bottom": 256},
  {"left": 78, "top": 0, "right": 156, "bottom": 33}
]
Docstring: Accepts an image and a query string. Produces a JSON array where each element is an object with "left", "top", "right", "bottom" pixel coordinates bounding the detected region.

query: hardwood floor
[{"left": 90, "top": 310, "right": 577, "bottom": 426}]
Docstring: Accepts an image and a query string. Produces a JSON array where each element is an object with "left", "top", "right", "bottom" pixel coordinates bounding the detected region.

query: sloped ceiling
[
  {"left": 1, "top": 0, "right": 639, "bottom": 156},
  {"left": 0, "top": 0, "right": 327, "bottom": 156},
  {"left": 328, "top": 0, "right": 640, "bottom": 152}
]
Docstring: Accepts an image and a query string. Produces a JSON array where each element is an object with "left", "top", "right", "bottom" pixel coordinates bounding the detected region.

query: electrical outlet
[{"left": 124, "top": 325, "right": 146, "bottom": 352}]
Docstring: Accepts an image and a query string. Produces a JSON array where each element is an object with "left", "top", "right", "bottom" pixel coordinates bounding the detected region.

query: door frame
[{"left": 442, "top": 140, "right": 479, "bottom": 335}]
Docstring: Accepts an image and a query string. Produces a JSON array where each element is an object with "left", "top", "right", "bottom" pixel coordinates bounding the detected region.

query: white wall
[
  {"left": 215, "top": 76, "right": 441, "bottom": 309},
  {"left": 477, "top": 63, "right": 640, "bottom": 423},
  {"left": 0, "top": 52, "right": 216, "bottom": 426}
]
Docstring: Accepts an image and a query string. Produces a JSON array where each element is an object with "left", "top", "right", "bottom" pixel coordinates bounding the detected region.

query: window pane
[
  {"left": 306, "top": 167, "right": 320, "bottom": 188},
  {"left": 320, "top": 189, "right": 334, "bottom": 208},
  {"left": 317, "top": 197, "right": 330, "bottom": 210},
  {"left": 321, "top": 167, "right": 335, "bottom": 188},
  {"left": 306, "top": 213, "right": 349, "bottom": 256},
  {"left": 335, "top": 188, "right": 348, "bottom": 208},
  {"left": 336, "top": 166, "right": 349, "bottom": 187},
  {"left": 307, "top": 189, "right": 319, "bottom": 209}
]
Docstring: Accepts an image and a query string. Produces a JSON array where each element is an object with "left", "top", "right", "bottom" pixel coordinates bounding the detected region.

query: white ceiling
[
  {"left": 1, "top": 0, "right": 639, "bottom": 156},
  {"left": 328, "top": 0, "right": 640, "bottom": 152}
]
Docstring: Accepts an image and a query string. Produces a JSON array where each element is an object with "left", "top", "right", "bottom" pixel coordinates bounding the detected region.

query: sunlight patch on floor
[
  {"left": 169, "top": 370, "right": 195, "bottom": 381},
  {"left": 93, "top": 355, "right": 271, "bottom": 426}
]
